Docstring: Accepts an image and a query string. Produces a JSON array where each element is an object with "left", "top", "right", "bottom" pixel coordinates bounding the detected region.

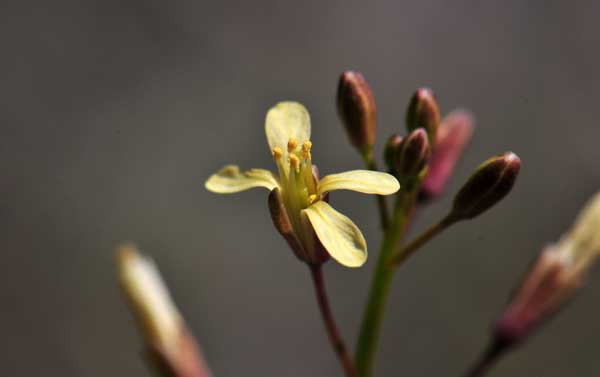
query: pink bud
[
  {"left": 494, "top": 246, "right": 582, "bottom": 346},
  {"left": 419, "top": 110, "right": 474, "bottom": 201}
]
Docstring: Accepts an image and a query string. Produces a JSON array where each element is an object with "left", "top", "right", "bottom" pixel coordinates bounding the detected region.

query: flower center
[{"left": 272, "top": 138, "right": 320, "bottom": 246}]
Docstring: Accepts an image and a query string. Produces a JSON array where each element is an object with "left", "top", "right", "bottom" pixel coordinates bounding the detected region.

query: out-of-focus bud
[
  {"left": 383, "top": 133, "right": 403, "bottom": 173},
  {"left": 268, "top": 187, "right": 330, "bottom": 265},
  {"left": 336, "top": 71, "right": 377, "bottom": 155},
  {"left": 118, "top": 244, "right": 183, "bottom": 354},
  {"left": 394, "top": 128, "right": 430, "bottom": 190},
  {"left": 556, "top": 191, "right": 600, "bottom": 272},
  {"left": 117, "top": 244, "right": 212, "bottom": 377},
  {"left": 494, "top": 192, "right": 600, "bottom": 347},
  {"left": 405, "top": 88, "right": 440, "bottom": 145},
  {"left": 450, "top": 152, "right": 520, "bottom": 221},
  {"left": 419, "top": 110, "right": 474, "bottom": 201}
]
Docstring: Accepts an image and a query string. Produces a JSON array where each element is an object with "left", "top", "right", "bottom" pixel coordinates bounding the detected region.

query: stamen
[
  {"left": 272, "top": 147, "right": 283, "bottom": 160},
  {"left": 289, "top": 154, "right": 300, "bottom": 173},
  {"left": 287, "top": 138, "right": 298, "bottom": 153},
  {"left": 301, "top": 140, "right": 312, "bottom": 160},
  {"left": 308, "top": 194, "right": 318, "bottom": 205}
]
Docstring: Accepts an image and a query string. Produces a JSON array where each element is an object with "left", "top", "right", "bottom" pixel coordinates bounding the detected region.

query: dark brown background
[{"left": 2, "top": 1, "right": 600, "bottom": 376}]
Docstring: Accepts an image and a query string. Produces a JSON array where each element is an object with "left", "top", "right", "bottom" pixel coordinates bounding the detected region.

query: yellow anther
[
  {"left": 308, "top": 194, "right": 318, "bottom": 205},
  {"left": 287, "top": 138, "right": 298, "bottom": 153},
  {"left": 301, "top": 140, "right": 312, "bottom": 160},
  {"left": 289, "top": 154, "right": 300, "bottom": 172},
  {"left": 272, "top": 147, "right": 283, "bottom": 160}
]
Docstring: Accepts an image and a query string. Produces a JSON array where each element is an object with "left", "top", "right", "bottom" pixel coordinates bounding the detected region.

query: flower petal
[
  {"left": 265, "top": 102, "right": 311, "bottom": 153},
  {"left": 302, "top": 201, "right": 367, "bottom": 267},
  {"left": 205, "top": 165, "right": 279, "bottom": 193},
  {"left": 318, "top": 170, "right": 400, "bottom": 196}
]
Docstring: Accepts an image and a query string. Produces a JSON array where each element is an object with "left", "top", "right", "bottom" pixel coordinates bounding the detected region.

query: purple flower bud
[
  {"left": 394, "top": 128, "right": 430, "bottom": 190},
  {"left": 336, "top": 71, "right": 377, "bottom": 154},
  {"left": 494, "top": 192, "right": 600, "bottom": 347},
  {"left": 493, "top": 246, "right": 582, "bottom": 347},
  {"left": 450, "top": 152, "right": 520, "bottom": 221},
  {"left": 406, "top": 88, "right": 440, "bottom": 145},
  {"left": 420, "top": 110, "right": 474, "bottom": 201},
  {"left": 383, "top": 133, "right": 403, "bottom": 173}
]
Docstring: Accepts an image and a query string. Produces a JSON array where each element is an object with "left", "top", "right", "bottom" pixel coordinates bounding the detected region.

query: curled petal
[
  {"left": 265, "top": 102, "right": 311, "bottom": 154},
  {"left": 302, "top": 201, "right": 367, "bottom": 267},
  {"left": 317, "top": 170, "right": 399, "bottom": 196},
  {"left": 205, "top": 165, "right": 279, "bottom": 193}
]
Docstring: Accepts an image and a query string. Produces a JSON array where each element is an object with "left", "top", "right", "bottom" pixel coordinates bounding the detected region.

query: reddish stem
[
  {"left": 310, "top": 264, "right": 358, "bottom": 377},
  {"left": 463, "top": 338, "right": 508, "bottom": 377}
]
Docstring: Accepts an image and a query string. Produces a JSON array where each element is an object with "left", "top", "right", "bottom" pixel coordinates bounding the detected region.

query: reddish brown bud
[
  {"left": 494, "top": 246, "right": 582, "bottom": 347},
  {"left": 419, "top": 110, "right": 474, "bottom": 201},
  {"left": 494, "top": 192, "right": 600, "bottom": 346},
  {"left": 383, "top": 133, "right": 403, "bottom": 172},
  {"left": 406, "top": 88, "right": 440, "bottom": 145},
  {"left": 394, "top": 128, "right": 430, "bottom": 190},
  {"left": 336, "top": 71, "right": 377, "bottom": 153},
  {"left": 451, "top": 152, "right": 520, "bottom": 220}
]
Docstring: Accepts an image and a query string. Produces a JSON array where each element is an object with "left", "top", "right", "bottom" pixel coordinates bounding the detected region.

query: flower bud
[
  {"left": 336, "top": 71, "right": 377, "bottom": 154},
  {"left": 419, "top": 110, "right": 474, "bottom": 201},
  {"left": 450, "top": 152, "right": 520, "bottom": 221},
  {"left": 493, "top": 246, "right": 582, "bottom": 347},
  {"left": 493, "top": 192, "right": 600, "bottom": 347},
  {"left": 117, "top": 244, "right": 213, "bottom": 377},
  {"left": 405, "top": 88, "right": 440, "bottom": 145},
  {"left": 394, "top": 128, "right": 430, "bottom": 190},
  {"left": 117, "top": 244, "right": 183, "bottom": 353},
  {"left": 383, "top": 133, "right": 403, "bottom": 173}
]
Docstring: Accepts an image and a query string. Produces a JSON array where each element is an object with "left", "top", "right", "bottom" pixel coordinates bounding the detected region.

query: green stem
[
  {"left": 390, "top": 214, "right": 456, "bottom": 268},
  {"left": 363, "top": 152, "right": 390, "bottom": 230},
  {"left": 354, "top": 191, "right": 416, "bottom": 377}
]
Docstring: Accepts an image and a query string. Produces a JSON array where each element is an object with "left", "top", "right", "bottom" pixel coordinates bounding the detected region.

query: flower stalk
[
  {"left": 390, "top": 214, "right": 456, "bottom": 267},
  {"left": 310, "top": 264, "right": 358, "bottom": 377},
  {"left": 462, "top": 338, "right": 509, "bottom": 377},
  {"left": 363, "top": 152, "right": 391, "bottom": 230}
]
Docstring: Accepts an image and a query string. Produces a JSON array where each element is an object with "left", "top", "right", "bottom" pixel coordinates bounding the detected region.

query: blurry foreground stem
[
  {"left": 310, "top": 264, "right": 357, "bottom": 377},
  {"left": 363, "top": 151, "right": 390, "bottom": 229},
  {"left": 355, "top": 191, "right": 416, "bottom": 377},
  {"left": 463, "top": 339, "right": 509, "bottom": 377}
]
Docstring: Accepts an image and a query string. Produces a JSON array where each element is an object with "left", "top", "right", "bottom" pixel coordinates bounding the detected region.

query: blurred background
[{"left": 2, "top": 1, "right": 600, "bottom": 376}]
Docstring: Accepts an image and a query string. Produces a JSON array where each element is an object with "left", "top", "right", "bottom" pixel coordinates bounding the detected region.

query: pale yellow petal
[
  {"left": 265, "top": 102, "right": 311, "bottom": 152},
  {"left": 205, "top": 165, "right": 279, "bottom": 193},
  {"left": 318, "top": 170, "right": 400, "bottom": 196},
  {"left": 302, "top": 201, "right": 367, "bottom": 267}
]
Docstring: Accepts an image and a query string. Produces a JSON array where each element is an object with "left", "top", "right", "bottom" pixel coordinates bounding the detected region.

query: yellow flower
[{"left": 205, "top": 102, "right": 400, "bottom": 267}]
